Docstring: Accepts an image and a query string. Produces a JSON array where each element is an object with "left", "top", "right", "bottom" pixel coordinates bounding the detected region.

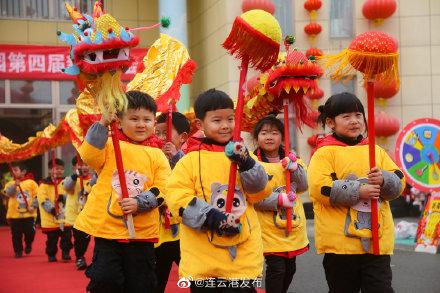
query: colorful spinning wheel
[{"left": 395, "top": 118, "right": 440, "bottom": 193}]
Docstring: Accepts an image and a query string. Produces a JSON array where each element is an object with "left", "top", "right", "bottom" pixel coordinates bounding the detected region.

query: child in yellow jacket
[
  {"left": 3, "top": 161, "right": 38, "bottom": 258},
  {"left": 252, "top": 115, "right": 309, "bottom": 293},
  {"left": 74, "top": 91, "right": 171, "bottom": 292},
  {"left": 154, "top": 112, "right": 190, "bottom": 293},
  {"left": 37, "top": 158, "right": 73, "bottom": 262},
  {"left": 63, "top": 156, "right": 94, "bottom": 270},
  {"left": 166, "top": 89, "right": 271, "bottom": 291},
  {"left": 308, "top": 92, "right": 405, "bottom": 293}
]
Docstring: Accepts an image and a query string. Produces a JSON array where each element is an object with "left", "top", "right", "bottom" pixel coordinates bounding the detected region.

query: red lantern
[
  {"left": 306, "top": 47, "right": 324, "bottom": 58},
  {"left": 373, "top": 78, "right": 399, "bottom": 105},
  {"left": 375, "top": 111, "right": 400, "bottom": 138},
  {"left": 362, "top": 0, "right": 397, "bottom": 25},
  {"left": 304, "top": 22, "right": 322, "bottom": 36},
  {"left": 304, "top": 0, "right": 322, "bottom": 20},
  {"left": 242, "top": 0, "right": 275, "bottom": 14}
]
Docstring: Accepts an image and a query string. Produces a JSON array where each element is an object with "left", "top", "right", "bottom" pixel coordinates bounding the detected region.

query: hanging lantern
[
  {"left": 304, "top": 22, "right": 322, "bottom": 44},
  {"left": 375, "top": 111, "right": 400, "bottom": 145},
  {"left": 307, "top": 87, "right": 324, "bottom": 109},
  {"left": 373, "top": 78, "right": 399, "bottom": 106},
  {"left": 305, "top": 47, "right": 324, "bottom": 59},
  {"left": 304, "top": 0, "right": 322, "bottom": 20},
  {"left": 362, "top": 0, "right": 397, "bottom": 25},
  {"left": 242, "top": 0, "right": 275, "bottom": 14}
]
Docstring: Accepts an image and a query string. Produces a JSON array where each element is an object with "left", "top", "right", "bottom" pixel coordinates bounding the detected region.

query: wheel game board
[{"left": 395, "top": 118, "right": 440, "bottom": 254}]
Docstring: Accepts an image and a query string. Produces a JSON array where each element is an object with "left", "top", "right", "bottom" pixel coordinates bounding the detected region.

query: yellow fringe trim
[
  {"left": 319, "top": 49, "right": 400, "bottom": 86},
  {"left": 86, "top": 71, "right": 127, "bottom": 121}
]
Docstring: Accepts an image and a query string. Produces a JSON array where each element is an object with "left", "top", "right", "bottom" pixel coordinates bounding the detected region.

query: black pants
[
  {"left": 9, "top": 217, "right": 35, "bottom": 254},
  {"left": 73, "top": 228, "right": 91, "bottom": 259},
  {"left": 44, "top": 227, "right": 73, "bottom": 257},
  {"left": 154, "top": 240, "right": 180, "bottom": 293},
  {"left": 264, "top": 255, "right": 296, "bottom": 293},
  {"left": 323, "top": 253, "right": 394, "bottom": 293},
  {"left": 190, "top": 280, "right": 257, "bottom": 293},
  {"left": 85, "top": 238, "right": 157, "bottom": 293}
]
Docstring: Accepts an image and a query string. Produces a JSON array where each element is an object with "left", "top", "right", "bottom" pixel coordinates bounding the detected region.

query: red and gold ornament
[
  {"left": 362, "top": 0, "right": 397, "bottom": 25},
  {"left": 304, "top": 0, "right": 322, "bottom": 20}
]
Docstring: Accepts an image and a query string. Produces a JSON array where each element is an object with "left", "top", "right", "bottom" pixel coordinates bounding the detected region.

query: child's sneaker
[
  {"left": 24, "top": 245, "right": 32, "bottom": 255},
  {"left": 76, "top": 257, "right": 87, "bottom": 270},
  {"left": 14, "top": 252, "right": 23, "bottom": 258},
  {"left": 48, "top": 256, "right": 57, "bottom": 262},
  {"left": 62, "top": 251, "right": 72, "bottom": 261}
]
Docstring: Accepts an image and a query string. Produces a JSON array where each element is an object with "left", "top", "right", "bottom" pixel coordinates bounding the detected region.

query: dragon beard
[{"left": 82, "top": 71, "right": 127, "bottom": 121}]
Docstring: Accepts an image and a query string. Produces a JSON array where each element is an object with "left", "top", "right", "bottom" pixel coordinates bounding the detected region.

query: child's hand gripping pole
[
  {"left": 283, "top": 98, "right": 293, "bottom": 235},
  {"left": 226, "top": 57, "right": 249, "bottom": 213},
  {"left": 366, "top": 81, "right": 380, "bottom": 255},
  {"left": 110, "top": 123, "right": 136, "bottom": 239},
  {"left": 7, "top": 163, "right": 29, "bottom": 209}
]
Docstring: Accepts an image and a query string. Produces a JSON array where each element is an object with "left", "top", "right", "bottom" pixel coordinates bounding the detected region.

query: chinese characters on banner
[
  {"left": 415, "top": 191, "right": 440, "bottom": 254},
  {"left": 0, "top": 44, "right": 148, "bottom": 81}
]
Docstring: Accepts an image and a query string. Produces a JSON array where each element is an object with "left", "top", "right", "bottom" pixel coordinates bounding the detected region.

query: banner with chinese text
[{"left": 0, "top": 44, "right": 147, "bottom": 81}]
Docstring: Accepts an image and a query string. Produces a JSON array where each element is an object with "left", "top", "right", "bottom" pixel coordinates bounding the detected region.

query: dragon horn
[{"left": 65, "top": 2, "right": 85, "bottom": 24}]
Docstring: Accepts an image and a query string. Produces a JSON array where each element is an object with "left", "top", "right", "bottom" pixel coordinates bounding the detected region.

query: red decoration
[
  {"left": 247, "top": 75, "right": 260, "bottom": 93},
  {"left": 305, "top": 47, "right": 324, "bottom": 58},
  {"left": 304, "top": 0, "right": 322, "bottom": 20},
  {"left": 307, "top": 134, "right": 318, "bottom": 147},
  {"left": 307, "top": 87, "right": 324, "bottom": 100},
  {"left": 375, "top": 111, "right": 400, "bottom": 137},
  {"left": 373, "top": 78, "right": 399, "bottom": 103},
  {"left": 242, "top": 0, "right": 275, "bottom": 14},
  {"left": 362, "top": 0, "right": 397, "bottom": 25},
  {"left": 348, "top": 31, "right": 398, "bottom": 76},
  {"left": 304, "top": 22, "right": 322, "bottom": 36}
]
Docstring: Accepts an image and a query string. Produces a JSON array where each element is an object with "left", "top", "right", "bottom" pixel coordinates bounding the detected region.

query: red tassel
[{"left": 222, "top": 17, "right": 280, "bottom": 72}]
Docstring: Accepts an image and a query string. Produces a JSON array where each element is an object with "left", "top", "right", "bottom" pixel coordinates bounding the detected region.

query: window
[
  {"left": 330, "top": 0, "right": 353, "bottom": 39},
  {"left": 273, "top": 0, "right": 293, "bottom": 37},
  {"left": 0, "top": 80, "right": 4, "bottom": 103},
  {"left": 331, "top": 77, "right": 357, "bottom": 95},
  {"left": 60, "top": 81, "right": 79, "bottom": 105},
  {"left": 1, "top": 0, "right": 96, "bottom": 20},
  {"left": 10, "top": 80, "right": 51, "bottom": 104}
]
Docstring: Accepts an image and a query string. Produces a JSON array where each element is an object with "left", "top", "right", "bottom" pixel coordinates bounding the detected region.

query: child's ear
[
  {"left": 325, "top": 117, "right": 335, "bottom": 131},
  {"left": 195, "top": 119, "right": 203, "bottom": 131},
  {"left": 180, "top": 132, "right": 189, "bottom": 144}
]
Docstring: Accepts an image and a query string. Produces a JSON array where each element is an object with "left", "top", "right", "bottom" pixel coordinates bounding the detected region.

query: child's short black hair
[
  {"left": 253, "top": 115, "right": 284, "bottom": 140},
  {"left": 11, "top": 161, "right": 27, "bottom": 171},
  {"left": 71, "top": 156, "right": 83, "bottom": 166},
  {"left": 48, "top": 158, "right": 64, "bottom": 169},
  {"left": 156, "top": 112, "right": 190, "bottom": 134},
  {"left": 121, "top": 90, "right": 157, "bottom": 116},
  {"left": 194, "top": 89, "right": 234, "bottom": 120},
  {"left": 317, "top": 92, "right": 367, "bottom": 129}
]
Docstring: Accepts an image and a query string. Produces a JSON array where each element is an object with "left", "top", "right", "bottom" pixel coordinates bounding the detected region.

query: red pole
[
  {"left": 110, "top": 122, "right": 136, "bottom": 238},
  {"left": 226, "top": 57, "right": 249, "bottom": 213},
  {"left": 367, "top": 81, "right": 380, "bottom": 255},
  {"left": 167, "top": 104, "right": 173, "bottom": 143},
  {"left": 7, "top": 163, "right": 29, "bottom": 208},
  {"left": 51, "top": 149, "right": 60, "bottom": 216},
  {"left": 283, "top": 99, "right": 292, "bottom": 235}
]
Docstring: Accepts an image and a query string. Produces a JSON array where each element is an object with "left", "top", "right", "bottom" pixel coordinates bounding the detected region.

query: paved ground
[{"left": 261, "top": 218, "right": 440, "bottom": 293}]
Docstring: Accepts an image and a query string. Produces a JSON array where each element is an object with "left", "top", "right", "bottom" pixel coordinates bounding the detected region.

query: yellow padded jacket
[{"left": 308, "top": 135, "right": 405, "bottom": 255}]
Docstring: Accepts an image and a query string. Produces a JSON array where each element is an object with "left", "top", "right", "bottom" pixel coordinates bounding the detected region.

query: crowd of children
[{"left": 1, "top": 89, "right": 406, "bottom": 293}]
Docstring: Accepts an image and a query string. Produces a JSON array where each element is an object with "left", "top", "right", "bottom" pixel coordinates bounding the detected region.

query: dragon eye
[
  {"left": 216, "top": 198, "right": 225, "bottom": 209},
  {"left": 233, "top": 198, "right": 241, "bottom": 207},
  {"left": 133, "top": 179, "right": 139, "bottom": 185}
]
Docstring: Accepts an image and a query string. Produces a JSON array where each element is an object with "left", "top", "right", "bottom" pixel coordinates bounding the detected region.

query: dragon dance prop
[
  {"left": 0, "top": 1, "right": 196, "bottom": 238},
  {"left": 222, "top": 9, "right": 282, "bottom": 215},
  {"left": 321, "top": 31, "right": 399, "bottom": 255},
  {"left": 243, "top": 36, "right": 322, "bottom": 234},
  {"left": 0, "top": 3, "right": 195, "bottom": 164}
]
